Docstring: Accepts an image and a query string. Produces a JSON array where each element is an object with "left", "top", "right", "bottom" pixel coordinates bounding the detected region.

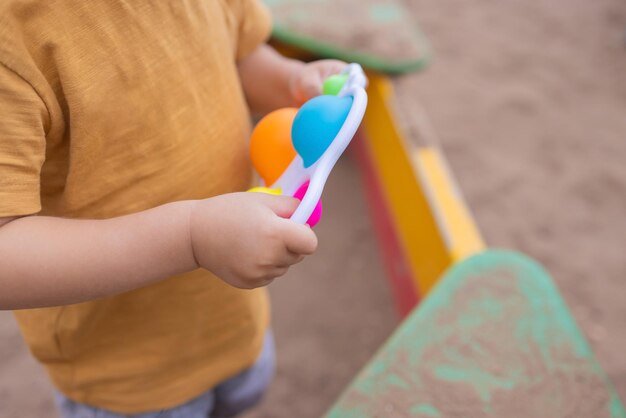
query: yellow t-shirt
[{"left": 0, "top": 0, "right": 272, "bottom": 413}]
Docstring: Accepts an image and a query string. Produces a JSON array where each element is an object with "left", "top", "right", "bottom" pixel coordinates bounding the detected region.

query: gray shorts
[{"left": 56, "top": 332, "right": 275, "bottom": 418}]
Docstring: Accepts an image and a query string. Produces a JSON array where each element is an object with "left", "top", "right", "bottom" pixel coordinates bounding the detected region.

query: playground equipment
[
  {"left": 314, "top": 71, "right": 622, "bottom": 417},
  {"left": 334, "top": 74, "right": 626, "bottom": 418},
  {"left": 265, "top": 1, "right": 626, "bottom": 415},
  {"left": 250, "top": 64, "right": 367, "bottom": 226},
  {"left": 326, "top": 250, "right": 626, "bottom": 418}
]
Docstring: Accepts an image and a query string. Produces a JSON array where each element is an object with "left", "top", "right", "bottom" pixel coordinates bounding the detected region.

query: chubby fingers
[
  {"left": 297, "top": 72, "right": 324, "bottom": 103},
  {"left": 278, "top": 218, "right": 318, "bottom": 256},
  {"left": 273, "top": 251, "right": 306, "bottom": 270},
  {"left": 251, "top": 192, "right": 318, "bottom": 266},
  {"left": 317, "top": 59, "right": 348, "bottom": 79},
  {"left": 253, "top": 193, "right": 300, "bottom": 218},
  {"left": 293, "top": 60, "right": 348, "bottom": 104}
]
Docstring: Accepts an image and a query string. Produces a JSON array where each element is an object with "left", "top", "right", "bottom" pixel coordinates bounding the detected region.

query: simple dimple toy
[{"left": 249, "top": 63, "right": 368, "bottom": 227}]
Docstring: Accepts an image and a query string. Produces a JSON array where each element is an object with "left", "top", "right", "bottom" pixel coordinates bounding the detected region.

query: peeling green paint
[
  {"left": 324, "top": 250, "right": 626, "bottom": 417},
  {"left": 411, "top": 404, "right": 441, "bottom": 416}
]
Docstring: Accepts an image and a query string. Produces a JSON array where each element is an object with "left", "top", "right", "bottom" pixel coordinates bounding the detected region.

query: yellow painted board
[
  {"left": 362, "top": 74, "right": 484, "bottom": 295},
  {"left": 363, "top": 75, "right": 450, "bottom": 295},
  {"left": 414, "top": 148, "right": 485, "bottom": 262}
]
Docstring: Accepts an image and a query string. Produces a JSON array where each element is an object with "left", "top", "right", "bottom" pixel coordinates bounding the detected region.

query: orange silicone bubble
[{"left": 250, "top": 107, "right": 298, "bottom": 186}]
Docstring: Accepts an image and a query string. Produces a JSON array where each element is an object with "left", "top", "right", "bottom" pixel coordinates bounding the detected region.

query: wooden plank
[
  {"left": 361, "top": 74, "right": 449, "bottom": 296},
  {"left": 350, "top": 132, "right": 418, "bottom": 318},
  {"left": 325, "top": 250, "right": 626, "bottom": 418},
  {"left": 360, "top": 75, "right": 485, "bottom": 297},
  {"left": 413, "top": 148, "right": 485, "bottom": 262}
]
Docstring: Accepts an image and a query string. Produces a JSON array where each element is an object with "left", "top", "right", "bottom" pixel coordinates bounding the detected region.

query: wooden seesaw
[{"left": 266, "top": 1, "right": 626, "bottom": 416}]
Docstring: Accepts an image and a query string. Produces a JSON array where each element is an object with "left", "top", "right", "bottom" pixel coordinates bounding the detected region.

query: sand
[
  {"left": 1, "top": 0, "right": 625, "bottom": 416},
  {"left": 336, "top": 265, "right": 618, "bottom": 418},
  {"left": 393, "top": 0, "right": 626, "bottom": 404}
]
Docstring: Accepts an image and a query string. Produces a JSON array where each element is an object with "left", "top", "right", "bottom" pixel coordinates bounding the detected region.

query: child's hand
[
  {"left": 289, "top": 60, "right": 347, "bottom": 106},
  {"left": 189, "top": 192, "right": 318, "bottom": 289}
]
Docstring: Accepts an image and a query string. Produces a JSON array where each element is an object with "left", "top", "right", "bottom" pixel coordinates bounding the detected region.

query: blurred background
[{"left": 1, "top": 0, "right": 625, "bottom": 417}]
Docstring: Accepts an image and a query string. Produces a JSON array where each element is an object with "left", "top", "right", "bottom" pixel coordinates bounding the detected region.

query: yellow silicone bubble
[{"left": 248, "top": 187, "right": 283, "bottom": 195}]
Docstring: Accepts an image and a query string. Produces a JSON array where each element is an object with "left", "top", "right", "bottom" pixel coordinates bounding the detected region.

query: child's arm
[
  {"left": 0, "top": 193, "right": 316, "bottom": 310},
  {"left": 237, "top": 44, "right": 346, "bottom": 113}
]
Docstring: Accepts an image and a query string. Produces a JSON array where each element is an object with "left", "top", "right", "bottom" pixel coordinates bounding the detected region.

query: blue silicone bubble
[{"left": 291, "top": 95, "right": 353, "bottom": 168}]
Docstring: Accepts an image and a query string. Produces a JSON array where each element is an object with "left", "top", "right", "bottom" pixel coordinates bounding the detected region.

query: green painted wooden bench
[
  {"left": 265, "top": 0, "right": 430, "bottom": 74},
  {"left": 325, "top": 251, "right": 626, "bottom": 417}
]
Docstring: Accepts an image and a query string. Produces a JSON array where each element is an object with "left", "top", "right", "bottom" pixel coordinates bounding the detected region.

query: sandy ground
[
  {"left": 394, "top": 0, "right": 626, "bottom": 402},
  {"left": 1, "top": 0, "right": 625, "bottom": 417}
]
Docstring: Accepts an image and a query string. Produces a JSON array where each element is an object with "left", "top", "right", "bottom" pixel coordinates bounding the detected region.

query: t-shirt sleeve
[
  {"left": 232, "top": 0, "right": 273, "bottom": 61},
  {"left": 0, "top": 63, "right": 47, "bottom": 217}
]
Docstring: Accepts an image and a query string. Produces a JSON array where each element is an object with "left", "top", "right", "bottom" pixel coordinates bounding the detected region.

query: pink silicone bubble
[{"left": 293, "top": 181, "right": 322, "bottom": 227}]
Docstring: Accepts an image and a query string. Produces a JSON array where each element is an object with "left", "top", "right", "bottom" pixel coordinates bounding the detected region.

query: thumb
[{"left": 255, "top": 194, "right": 301, "bottom": 219}]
